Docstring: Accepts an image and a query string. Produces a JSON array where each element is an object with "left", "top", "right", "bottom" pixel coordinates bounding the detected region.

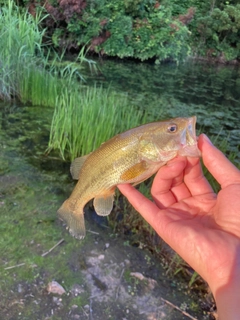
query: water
[{"left": 83, "top": 59, "right": 240, "bottom": 162}]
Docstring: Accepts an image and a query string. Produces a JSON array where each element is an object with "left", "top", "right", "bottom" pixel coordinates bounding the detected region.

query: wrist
[{"left": 210, "top": 272, "right": 240, "bottom": 320}]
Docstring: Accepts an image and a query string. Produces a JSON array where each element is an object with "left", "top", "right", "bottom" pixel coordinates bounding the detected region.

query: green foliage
[
  {"left": 189, "top": 3, "right": 240, "bottom": 60},
  {"left": 101, "top": 6, "right": 191, "bottom": 62},
  {"left": 9, "top": 0, "right": 240, "bottom": 62},
  {"left": 0, "top": 0, "right": 45, "bottom": 99},
  {"left": 48, "top": 0, "right": 191, "bottom": 62},
  {"left": 0, "top": 0, "right": 96, "bottom": 103}
]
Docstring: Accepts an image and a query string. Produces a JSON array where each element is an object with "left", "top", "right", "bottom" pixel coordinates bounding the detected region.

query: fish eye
[{"left": 168, "top": 124, "right": 177, "bottom": 133}]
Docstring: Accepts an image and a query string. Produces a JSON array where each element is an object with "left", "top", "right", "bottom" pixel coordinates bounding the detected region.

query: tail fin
[{"left": 58, "top": 199, "right": 86, "bottom": 239}]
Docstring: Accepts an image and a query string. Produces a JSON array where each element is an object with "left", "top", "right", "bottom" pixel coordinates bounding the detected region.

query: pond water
[
  {"left": 0, "top": 60, "right": 240, "bottom": 320},
  {"left": 83, "top": 59, "right": 240, "bottom": 162}
]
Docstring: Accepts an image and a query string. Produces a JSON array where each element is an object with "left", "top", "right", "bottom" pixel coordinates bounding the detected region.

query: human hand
[{"left": 118, "top": 134, "right": 240, "bottom": 318}]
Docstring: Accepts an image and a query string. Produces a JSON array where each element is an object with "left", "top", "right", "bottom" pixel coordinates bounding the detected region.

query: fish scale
[{"left": 58, "top": 117, "right": 200, "bottom": 239}]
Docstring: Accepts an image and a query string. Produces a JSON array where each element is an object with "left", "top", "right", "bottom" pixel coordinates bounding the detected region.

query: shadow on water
[{"left": 1, "top": 59, "right": 240, "bottom": 319}]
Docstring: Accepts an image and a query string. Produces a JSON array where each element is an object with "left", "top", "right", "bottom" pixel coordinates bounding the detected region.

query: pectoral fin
[
  {"left": 93, "top": 193, "right": 114, "bottom": 216},
  {"left": 70, "top": 154, "right": 91, "bottom": 180},
  {"left": 120, "top": 161, "right": 149, "bottom": 181}
]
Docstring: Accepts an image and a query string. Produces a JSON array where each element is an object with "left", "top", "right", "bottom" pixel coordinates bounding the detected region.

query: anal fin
[{"left": 93, "top": 193, "right": 114, "bottom": 216}]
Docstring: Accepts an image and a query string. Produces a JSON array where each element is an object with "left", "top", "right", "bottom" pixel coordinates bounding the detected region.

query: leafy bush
[
  {"left": 45, "top": 0, "right": 191, "bottom": 63},
  {"left": 190, "top": 3, "right": 240, "bottom": 61},
  {"left": 12, "top": 0, "right": 240, "bottom": 62}
]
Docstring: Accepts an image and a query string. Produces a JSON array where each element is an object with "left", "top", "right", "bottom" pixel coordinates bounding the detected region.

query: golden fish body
[{"left": 58, "top": 116, "right": 200, "bottom": 239}]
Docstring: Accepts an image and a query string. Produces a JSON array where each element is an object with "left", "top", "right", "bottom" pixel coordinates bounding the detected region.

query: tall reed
[
  {"left": 47, "top": 85, "right": 154, "bottom": 161},
  {"left": 0, "top": 0, "right": 45, "bottom": 100},
  {"left": 1, "top": 1, "right": 149, "bottom": 162},
  {"left": 0, "top": 0, "right": 96, "bottom": 104}
]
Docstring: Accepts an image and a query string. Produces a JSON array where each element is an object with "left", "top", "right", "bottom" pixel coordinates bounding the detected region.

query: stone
[{"left": 47, "top": 281, "right": 66, "bottom": 295}]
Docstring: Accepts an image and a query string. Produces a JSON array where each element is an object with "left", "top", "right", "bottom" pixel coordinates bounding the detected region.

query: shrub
[
  {"left": 191, "top": 4, "right": 240, "bottom": 60},
  {"left": 44, "top": 0, "right": 191, "bottom": 62}
]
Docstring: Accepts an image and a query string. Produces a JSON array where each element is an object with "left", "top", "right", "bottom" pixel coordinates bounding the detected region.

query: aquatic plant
[
  {"left": 0, "top": 0, "right": 96, "bottom": 104},
  {"left": 0, "top": 0, "right": 45, "bottom": 100},
  {"left": 47, "top": 85, "right": 154, "bottom": 161}
]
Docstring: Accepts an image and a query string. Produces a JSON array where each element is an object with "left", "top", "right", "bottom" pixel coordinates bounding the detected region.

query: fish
[{"left": 58, "top": 116, "right": 200, "bottom": 239}]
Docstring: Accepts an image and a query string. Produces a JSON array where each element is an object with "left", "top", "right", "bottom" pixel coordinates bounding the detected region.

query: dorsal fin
[{"left": 70, "top": 154, "right": 90, "bottom": 180}]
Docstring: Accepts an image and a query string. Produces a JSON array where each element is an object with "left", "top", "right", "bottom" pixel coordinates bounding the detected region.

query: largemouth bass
[{"left": 58, "top": 116, "right": 200, "bottom": 239}]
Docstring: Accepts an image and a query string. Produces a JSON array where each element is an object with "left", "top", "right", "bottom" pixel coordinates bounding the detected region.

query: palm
[
  {"left": 118, "top": 134, "right": 240, "bottom": 291},
  {"left": 158, "top": 191, "right": 236, "bottom": 283}
]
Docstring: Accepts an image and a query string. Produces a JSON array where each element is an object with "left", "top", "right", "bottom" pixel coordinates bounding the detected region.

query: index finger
[{"left": 117, "top": 184, "right": 159, "bottom": 220}]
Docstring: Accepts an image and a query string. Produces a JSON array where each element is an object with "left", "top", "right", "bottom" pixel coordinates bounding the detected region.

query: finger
[
  {"left": 118, "top": 184, "right": 176, "bottom": 239},
  {"left": 199, "top": 134, "right": 240, "bottom": 188},
  {"left": 151, "top": 158, "right": 191, "bottom": 208},
  {"left": 183, "top": 155, "right": 214, "bottom": 196},
  {"left": 117, "top": 184, "right": 159, "bottom": 226}
]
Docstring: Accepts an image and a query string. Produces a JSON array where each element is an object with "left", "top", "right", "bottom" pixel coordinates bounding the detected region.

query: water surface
[{"left": 83, "top": 59, "right": 240, "bottom": 161}]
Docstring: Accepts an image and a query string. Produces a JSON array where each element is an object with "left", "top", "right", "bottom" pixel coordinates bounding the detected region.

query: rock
[
  {"left": 130, "top": 272, "right": 145, "bottom": 281},
  {"left": 47, "top": 281, "right": 66, "bottom": 295},
  {"left": 130, "top": 272, "right": 157, "bottom": 290},
  {"left": 70, "top": 284, "right": 84, "bottom": 296},
  {"left": 18, "top": 284, "right": 23, "bottom": 293},
  {"left": 71, "top": 304, "right": 78, "bottom": 310},
  {"left": 53, "top": 296, "right": 63, "bottom": 307}
]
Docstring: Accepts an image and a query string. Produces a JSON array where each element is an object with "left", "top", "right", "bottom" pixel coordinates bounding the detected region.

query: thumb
[{"left": 198, "top": 134, "right": 240, "bottom": 188}]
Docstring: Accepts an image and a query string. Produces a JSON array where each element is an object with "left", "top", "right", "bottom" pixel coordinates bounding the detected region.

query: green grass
[
  {"left": 0, "top": 0, "right": 45, "bottom": 100},
  {"left": 47, "top": 85, "right": 155, "bottom": 161},
  {"left": 0, "top": 0, "right": 96, "bottom": 104},
  {"left": 0, "top": 177, "right": 86, "bottom": 288}
]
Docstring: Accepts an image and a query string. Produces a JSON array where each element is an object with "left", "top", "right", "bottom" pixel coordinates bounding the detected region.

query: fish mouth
[
  {"left": 186, "top": 116, "right": 197, "bottom": 144},
  {"left": 179, "top": 116, "right": 201, "bottom": 157}
]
